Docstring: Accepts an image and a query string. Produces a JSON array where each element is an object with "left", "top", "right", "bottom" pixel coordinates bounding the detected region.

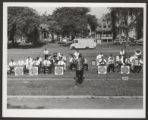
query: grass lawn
[{"left": 8, "top": 79, "right": 142, "bottom": 96}]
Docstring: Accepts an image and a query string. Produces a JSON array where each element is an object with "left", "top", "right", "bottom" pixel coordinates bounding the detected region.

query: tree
[
  {"left": 52, "top": 7, "right": 98, "bottom": 39},
  {"left": 110, "top": 8, "right": 143, "bottom": 41},
  {"left": 8, "top": 7, "right": 40, "bottom": 46}
]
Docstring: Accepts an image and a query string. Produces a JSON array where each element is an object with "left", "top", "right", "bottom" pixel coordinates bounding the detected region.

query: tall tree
[
  {"left": 8, "top": 7, "right": 40, "bottom": 45},
  {"left": 110, "top": 8, "right": 143, "bottom": 41},
  {"left": 52, "top": 7, "right": 98, "bottom": 39}
]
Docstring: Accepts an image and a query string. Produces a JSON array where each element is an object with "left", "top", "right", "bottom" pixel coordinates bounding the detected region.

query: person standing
[
  {"left": 74, "top": 50, "right": 80, "bottom": 60},
  {"left": 75, "top": 53, "right": 85, "bottom": 86},
  {"left": 43, "top": 48, "right": 49, "bottom": 59}
]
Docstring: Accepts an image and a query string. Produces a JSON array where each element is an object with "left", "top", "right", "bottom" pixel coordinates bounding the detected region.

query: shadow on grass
[{"left": 8, "top": 42, "right": 46, "bottom": 49}]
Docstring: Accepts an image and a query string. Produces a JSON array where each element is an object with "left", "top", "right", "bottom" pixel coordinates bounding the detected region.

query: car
[
  {"left": 129, "top": 38, "right": 143, "bottom": 46},
  {"left": 113, "top": 38, "right": 129, "bottom": 45},
  {"left": 136, "top": 38, "right": 143, "bottom": 45}
]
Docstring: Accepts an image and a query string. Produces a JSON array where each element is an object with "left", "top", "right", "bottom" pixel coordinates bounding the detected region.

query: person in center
[{"left": 75, "top": 53, "right": 85, "bottom": 86}]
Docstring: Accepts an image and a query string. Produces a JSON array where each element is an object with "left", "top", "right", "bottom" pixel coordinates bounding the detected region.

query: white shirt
[
  {"left": 96, "top": 54, "right": 103, "bottom": 61},
  {"left": 69, "top": 57, "right": 73, "bottom": 63},
  {"left": 43, "top": 60, "right": 51, "bottom": 67},
  {"left": 26, "top": 58, "right": 33, "bottom": 66},
  {"left": 38, "top": 57, "right": 42, "bottom": 62},
  {"left": 43, "top": 50, "right": 49, "bottom": 55},
  {"left": 57, "top": 60, "right": 65, "bottom": 66},
  {"left": 74, "top": 52, "right": 79, "bottom": 59},
  {"left": 9, "top": 61, "right": 16, "bottom": 67},
  {"left": 17, "top": 60, "right": 25, "bottom": 66},
  {"left": 108, "top": 57, "right": 114, "bottom": 64},
  {"left": 34, "top": 60, "right": 41, "bottom": 66},
  {"left": 120, "top": 50, "right": 125, "bottom": 56},
  {"left": 62, "top": 56, "right": 67, "bottom": 62}
]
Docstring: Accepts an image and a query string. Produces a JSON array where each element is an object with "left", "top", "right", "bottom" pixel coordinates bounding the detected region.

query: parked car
[
  {"left": 113, "top": 38, "right": 129, "bottom": 45},
  {"left": 129, "top": 38, "right": 143, "bottom": 46}
]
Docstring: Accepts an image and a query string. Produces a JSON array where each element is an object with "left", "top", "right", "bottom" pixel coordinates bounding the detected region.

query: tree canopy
[
  {"left": 52, "top": 7, "right": 98, "bottom": 39},
  {"left": 8, "top": 7, "right": 40, "bottom": 45},
  {"left": 110, "top": 8, "right": 143, "bottom": 40}
]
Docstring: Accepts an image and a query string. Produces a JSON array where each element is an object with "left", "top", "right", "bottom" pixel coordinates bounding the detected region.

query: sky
[{"left": 32, "top": 7, "right": 110, "bottom": 19}]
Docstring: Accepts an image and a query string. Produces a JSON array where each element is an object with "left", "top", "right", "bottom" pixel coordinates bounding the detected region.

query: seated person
[
  {"left": 96, "top": 53, "right": 103, "bottom": 61},
  {"left": 61, "top": 54, "right": 67, "bottom": 63},
  {"left": 130, "top": 55, "right": 143, "bottom": 73},
  {"left": 33, "top": 58, "right": 41, "bottom": 73},
  {"left": 125, "top": 55, "right": 131, "bottom": 66},
  {"left": 115, "top": 55, "right": 124, "bottom": 72},
  {"left": 25, "top": 57, "right": 33, "bottom": 71},
  {"left": 17, "top": 59, "right": 25, "bottom": 67},
  {"left": 97, "top": 56, "right": 107, "bottom": 66},
  {"left": 8, "top": 59, "right": 16, "bottom": 74},
  {"left": 42, "top": 58, "right": 51, "bottom": 74},
  {"left": 107, "top": 54, "right": 115, "bottom": 72},
  {"left": 7, "top": 66, "right": 10, "bottom": 74},
  {"left": 57, "top": 57, "right": 66, "bottom": 70}
]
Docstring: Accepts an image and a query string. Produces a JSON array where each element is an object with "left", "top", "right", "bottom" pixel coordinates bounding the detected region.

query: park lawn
[
  {"left": 7, "top": 79, "right": 143, "bottom": 96},
  {"left": 8, "top": 43, "right": 143, "bottom": 64}
]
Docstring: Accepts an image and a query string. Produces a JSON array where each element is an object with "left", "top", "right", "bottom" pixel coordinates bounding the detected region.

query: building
[{"left": 96, "top": 13, "right": 113, "bottom": 44}]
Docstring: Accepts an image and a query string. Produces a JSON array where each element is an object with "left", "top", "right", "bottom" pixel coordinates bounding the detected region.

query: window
[
  {"left": 74, "top": 40, "right": 78, "bottom": 43},
  {"left": 104, "top": 25, "right": 106, "bottom": 28}
]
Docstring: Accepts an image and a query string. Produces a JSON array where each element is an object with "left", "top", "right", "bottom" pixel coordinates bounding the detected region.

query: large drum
[
  {"left": 98, "top": 66, "right": 107, "bottom": 74},
  {"left": 29, "top": 67, "right": 38, "bottom": 76},
  {"left": 54, "top": 65, "right": 64, "bottom": 75},
  {"left": 121, "top": 66, "right": 130, "bottom": 74},
  {"left": 15, "top": 67, "right": 24, "bottom": 76}
]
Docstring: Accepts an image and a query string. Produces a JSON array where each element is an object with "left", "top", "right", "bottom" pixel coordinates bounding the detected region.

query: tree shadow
[{"left": 8, "top": 42, "right": 46, "bottom": 49}]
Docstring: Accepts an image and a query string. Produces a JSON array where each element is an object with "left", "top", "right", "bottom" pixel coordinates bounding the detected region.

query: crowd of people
[
  {"left": 7, "top": 48, "right": 143, "bottom": 76},
  {"left": 7, "top": 49, "right": 88, "bottom": 75},
  {"left": 96, "top": 49, "right": 143, "bottom": 73}
]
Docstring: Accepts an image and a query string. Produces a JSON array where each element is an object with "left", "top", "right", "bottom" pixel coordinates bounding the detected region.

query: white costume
[
  {"left": 108, "top": 56, "right": 114, "bottom": 64},
  {"left": 58, "top": 60, "right": 66, "bottom": 70},
  {"left": 9, "top": 61, "right": 16, "bottom": 68},
  {"left": 74, "top": 51, "right": 79, "bottom": 59},
  {"left": 43, "top": 59, "right": 51, "bottom": 67},
  {"left": 25, "top": 57, "right": 33, "bottom": 69}
]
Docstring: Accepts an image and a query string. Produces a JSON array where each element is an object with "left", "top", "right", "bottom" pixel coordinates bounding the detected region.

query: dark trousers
[
  {"left": 75, "top": 70, "right": 84, "bottom": 84},
  {"left": 107, "top": 64, "right": 114, "bottom": 72},
  {"left": 132, "top": 65, "right": 142, "bottom": 73},
  {"left": 44, "top": 55, "right": 48, "bottom": 59},
  {"left": 69, "top": 63, "right": 76, "bottom": 70}
]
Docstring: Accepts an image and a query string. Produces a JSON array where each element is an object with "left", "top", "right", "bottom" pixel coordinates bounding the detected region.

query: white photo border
[{"left": 3, "top": 2, "right": 146, "bottom": 118}]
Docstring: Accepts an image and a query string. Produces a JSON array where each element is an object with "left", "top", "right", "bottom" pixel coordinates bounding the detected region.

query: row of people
[{"left": 96, "top": 50, "right": 143, "bottom": 73}]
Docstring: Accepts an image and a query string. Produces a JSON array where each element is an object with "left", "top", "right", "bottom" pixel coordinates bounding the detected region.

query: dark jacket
[{"left": 76, "top": 57, "right": 84, "bottom": 70}]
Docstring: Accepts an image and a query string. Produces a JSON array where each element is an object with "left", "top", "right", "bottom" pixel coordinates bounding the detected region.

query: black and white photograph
[{"left": 2, "top": 2, "right": 146, "bottom": 118}]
